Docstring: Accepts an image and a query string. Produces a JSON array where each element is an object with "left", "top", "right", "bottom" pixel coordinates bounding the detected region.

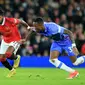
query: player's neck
[
  {"left": 42, "top": 27, "right": 45, "bottom": 31},
  {"left": 39, "top": 27, "right": 45, "bottom": 33}
]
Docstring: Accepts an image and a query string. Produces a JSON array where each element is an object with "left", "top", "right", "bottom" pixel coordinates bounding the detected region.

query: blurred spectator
[{"left": 60, "top": 14, "right": 67, "bottom": 25}]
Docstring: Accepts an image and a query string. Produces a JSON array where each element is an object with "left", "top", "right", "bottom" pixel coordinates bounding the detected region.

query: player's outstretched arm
[
  {"left": 64, "top": 29, "right": 75, "bottom": 44},
  {"left": 64, "top": 29, "right": 79, "bottom": 55},
  {"left": 19, "top": 19, "right": 29, "bottom": 28},
  {"left": 18, "top": 19, "right": 32, "bottom": 43},
  {"left": 19, "top": 19, "right": 36, "bottom": 40}
]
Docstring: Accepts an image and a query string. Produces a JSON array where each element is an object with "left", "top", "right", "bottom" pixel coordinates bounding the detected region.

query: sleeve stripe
[
  {"left": 58, "top": 26, "right": 61, "bottom": 33},
  {"left": 14, "top": 19, "right": 17, "bottom": 23}
]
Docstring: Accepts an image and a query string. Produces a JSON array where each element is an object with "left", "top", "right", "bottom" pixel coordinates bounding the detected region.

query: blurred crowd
[{"left": 0, "top": 0, "right": 85, "bottom": 56}]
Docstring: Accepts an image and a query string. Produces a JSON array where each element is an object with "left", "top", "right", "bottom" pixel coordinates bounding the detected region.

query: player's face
[{"left": 33, "top": 22, "right": 44, "bottom": 32}]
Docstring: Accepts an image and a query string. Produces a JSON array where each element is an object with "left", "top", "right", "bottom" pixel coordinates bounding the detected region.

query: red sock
[{"left": 5, "top": 52, "right": 12, "bottom": 58}]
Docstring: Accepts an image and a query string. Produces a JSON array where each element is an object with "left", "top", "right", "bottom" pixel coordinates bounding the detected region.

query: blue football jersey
[{"left": 39, "top": 22, "right": 71, "bottom": 45}]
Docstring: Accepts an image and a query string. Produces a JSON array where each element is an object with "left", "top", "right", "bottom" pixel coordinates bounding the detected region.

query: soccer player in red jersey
[{"left": 0, "top": 8, "right": 30, "bottom": 77}]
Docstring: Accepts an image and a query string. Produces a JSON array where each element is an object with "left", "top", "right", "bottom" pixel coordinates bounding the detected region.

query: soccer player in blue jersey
[{"left": 29, "top": 17, "right": 85, "bottom": 79}]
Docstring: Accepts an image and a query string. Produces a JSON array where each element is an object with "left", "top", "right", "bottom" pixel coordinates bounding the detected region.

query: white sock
[
  {"left": 49, "top": 59, "right": 75, "bottom": 73},
  {"left": 73, "top": 56, "right": 85, "bottom": 66}
]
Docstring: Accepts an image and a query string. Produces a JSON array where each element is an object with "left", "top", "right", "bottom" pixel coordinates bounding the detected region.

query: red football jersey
[{"left": 0, "top": 17, "right": 21, "bottom": 43}]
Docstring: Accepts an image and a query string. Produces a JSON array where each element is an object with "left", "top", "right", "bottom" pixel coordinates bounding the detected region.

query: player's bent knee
[
  {"left": 49, "top": 58, "right": 61, "bottom": 68},
  {"left": 49, "top": 59, "right": 56, "bottom": 64},
  {"left": 5, "top": 52, "right": 12, "bottom": 58}
]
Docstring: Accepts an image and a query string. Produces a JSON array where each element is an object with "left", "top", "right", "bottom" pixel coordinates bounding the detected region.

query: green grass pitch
[{"left": 0, "top": 68, "right": 85, "bottom": 85}]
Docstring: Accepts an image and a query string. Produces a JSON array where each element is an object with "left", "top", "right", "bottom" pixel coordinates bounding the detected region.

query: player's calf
[
  {"left": 49, "top": 59, "right": 62, "bottom": 68},
  {"left": 1, "top": 59, "right": 13, "bottom": 70},
  {"left": 72, "top": 55, "right": 85, "bottom": 66},
  {"left": 0, "top": 54, "right": 13, "bottom": 70},
  {"left": 49, "top": 58, "right": 75, "bottom": 73}
]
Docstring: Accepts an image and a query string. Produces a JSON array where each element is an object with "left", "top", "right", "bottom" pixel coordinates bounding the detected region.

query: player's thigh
[
  {"left": 64, "top": 45, "right": 77, "bottom": 63},
  {"left": 50, "top": 51, "right": 60, "bottom": 59},
  {"left": 50, "top": 42, "right": 61, "bottom": 59},
  {"left": 0, "top": 40, "right": 9, "bottom": 54},
  {"left": 9, "top": 41, "right": 20, "bottom": 55},
  {"left": 6, "top": 46, "right": 15, "bottom": 53}
]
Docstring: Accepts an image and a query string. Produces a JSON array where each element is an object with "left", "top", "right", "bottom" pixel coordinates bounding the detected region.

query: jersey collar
[
  {"left": 1, "top": 17, "right": 5, "bottom": 25},
  {"left": 44, "top": 22, "right": 47, "bottom": 32}
]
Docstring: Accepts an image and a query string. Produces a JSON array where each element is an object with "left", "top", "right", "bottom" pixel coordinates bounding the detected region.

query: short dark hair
[
  {"left": 0, "top": 8, "right": 4, "bottom": 16},
  {"left": 34, "top": 17, "right": 44, "bottom": 24}
]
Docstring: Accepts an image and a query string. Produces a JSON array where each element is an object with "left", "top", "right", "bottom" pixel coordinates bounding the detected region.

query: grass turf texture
[{"left": 0, "top": 68, "right": 85, "bottom": 85}]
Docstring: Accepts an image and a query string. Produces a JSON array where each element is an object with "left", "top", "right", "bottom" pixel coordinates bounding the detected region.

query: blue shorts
[{"left": 50, "top": 41, "right": 76, "bottom": 57}]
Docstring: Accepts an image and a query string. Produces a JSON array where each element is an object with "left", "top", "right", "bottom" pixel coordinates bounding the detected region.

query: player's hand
[
  {"left": 27, "top": 26, "right": 35, "bottom": 31},
  {"left": 27, "top": 26, "right": 31, "bottom": 30},
  {"left": 72, "top": 46, "right": 79, "bottom": 56},
  {"left": 17, "top": 39, "right": 26, "bottom": 44},
  {"left": 72, "top": 43, "right": 76, "bottom": 48}
]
